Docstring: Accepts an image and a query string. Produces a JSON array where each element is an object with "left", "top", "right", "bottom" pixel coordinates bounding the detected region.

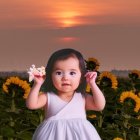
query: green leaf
[
  {"left": 128, "top": 133, "right": 140, "bottom": 140},
  {"left": 0, "top": 126, "right": 15, "bottom": 137},
  {"left": 129, "top": 118, "right": 140, "bottom": 127},
  {"left": 16, "top": 131, "right": 32, "bottom": 140}
]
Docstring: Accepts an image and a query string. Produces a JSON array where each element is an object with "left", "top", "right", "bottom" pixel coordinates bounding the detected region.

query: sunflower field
[{"left": 0, "top": 58, "right": 140, "bottom": 140}]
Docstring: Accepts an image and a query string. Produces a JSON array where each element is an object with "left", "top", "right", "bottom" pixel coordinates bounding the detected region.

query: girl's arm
[
  {"left": 26, "top": 76, "right": 47, "bottom": 110},
  {"left": 85, "top": 72, "right": 106, "bottom": 111}
]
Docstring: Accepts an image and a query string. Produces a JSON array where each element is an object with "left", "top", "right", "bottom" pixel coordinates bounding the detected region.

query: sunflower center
[{"left": 100, "top": 77, "right": 112, "bottom": 87}]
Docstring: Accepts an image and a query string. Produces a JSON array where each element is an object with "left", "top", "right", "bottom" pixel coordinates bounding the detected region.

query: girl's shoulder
[
  {"left": 75, "top": 92, "right": 86, "bottom": 101},
  {"left": 39, "top": 92, "right": 48, "bottom": 99},
  {"left": 41, "top": 91, "right": 56, "bottom": 99},
  {"left": 77, "top": 92, "right": 86, "bottom": 98}
]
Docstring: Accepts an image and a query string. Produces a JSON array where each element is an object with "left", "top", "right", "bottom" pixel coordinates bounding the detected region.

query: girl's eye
[
  {"left": 70, "top": 71, "right": 76, "bottom": 75},
  {"left": 56, "top": 71, "right": 62, "bottom": 75}
]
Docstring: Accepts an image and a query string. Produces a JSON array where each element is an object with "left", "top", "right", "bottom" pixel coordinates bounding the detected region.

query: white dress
[{"left": 32, "top": 92, "right": 101, "bottom": 140}]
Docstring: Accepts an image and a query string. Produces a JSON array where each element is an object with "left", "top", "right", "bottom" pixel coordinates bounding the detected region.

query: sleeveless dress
[{"left": 32, "top": 92, "right": 101, "bottom": 140}]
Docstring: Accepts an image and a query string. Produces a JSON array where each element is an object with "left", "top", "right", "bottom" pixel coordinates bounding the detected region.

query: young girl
[{"left": 26, "top": 48, "right": 106, "bottom": 140}]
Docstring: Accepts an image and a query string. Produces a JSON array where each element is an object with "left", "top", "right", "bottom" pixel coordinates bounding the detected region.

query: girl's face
[{"left": 52, "top": 57, "right": 81, "bottom": 94}]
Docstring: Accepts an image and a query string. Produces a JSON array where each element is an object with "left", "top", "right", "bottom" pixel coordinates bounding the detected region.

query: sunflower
[
  {"left": 113, "top": 138, "right": 124, "bottom": 140},
  {"left": 2, "top": 76, "right": 31, "bottom": 99},
  {"left": 98, "top": 71, "right": 118, "bottom": 89},
  {"left": 138, "top": 92, "right": 140, "bottom": 98},
  {"left": 129, "top": 70, "right": 140, "bottom": 79},
  {"left": 120, "top": 91, "right": 140, "bottom": 112},
  {"left": 85, "top": 57, "right": 100, "bottom": 71}
]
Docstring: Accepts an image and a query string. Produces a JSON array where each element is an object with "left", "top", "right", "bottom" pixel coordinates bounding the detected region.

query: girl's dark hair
[{"left": 42, "top": 48, "right": 87, "bottom": 94}]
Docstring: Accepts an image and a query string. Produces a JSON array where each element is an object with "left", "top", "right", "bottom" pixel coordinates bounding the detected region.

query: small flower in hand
[{"left": 27, "top": 64, "right": 46, "bottom": 82}]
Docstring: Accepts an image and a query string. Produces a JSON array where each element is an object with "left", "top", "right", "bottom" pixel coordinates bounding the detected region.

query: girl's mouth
[{"left": 62, "top": 83, "right": 70, "bottom": 86}]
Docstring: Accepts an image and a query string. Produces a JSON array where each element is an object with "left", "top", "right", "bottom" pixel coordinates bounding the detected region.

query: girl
[{"left": 26, "top": 48, "right": 106, "bottom": 140}]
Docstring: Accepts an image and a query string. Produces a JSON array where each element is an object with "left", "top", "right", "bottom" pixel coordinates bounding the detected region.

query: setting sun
[
  {"left": 0, "top": 0, "right": 140, "bottom": 29},
  {"left": 62, "top": 19, "right": 75, "bottom": 27},
  {"left": 55, "top": 11, "right": 80, "bottom": 27}
]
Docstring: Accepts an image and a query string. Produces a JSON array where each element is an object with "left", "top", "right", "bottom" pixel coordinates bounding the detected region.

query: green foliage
[
  {"left": 0, "top": 77, "right": 43, "bottom": 140},
  {"left": 0, "top": 75, "right": 140, "bottom": 140},
  {"left": 87, "top": 75, "right": 140, "bottom": 140}
]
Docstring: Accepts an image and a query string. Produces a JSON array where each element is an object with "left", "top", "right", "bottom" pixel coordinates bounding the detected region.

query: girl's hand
[
  {"left": 85, "top": 71, "right": 97, "bottom": 85},
  {"left": 33, "top": 75, "right": 45, "bottom": 85}
]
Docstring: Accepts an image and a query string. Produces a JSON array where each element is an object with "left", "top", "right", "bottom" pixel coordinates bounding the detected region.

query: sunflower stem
[
  {"left": 98, "top": 112, "right": 103, "bottom": 128},
  {"left": 123, "top": 131, "right": 127, "bottom": 140},
  {"left": 138, "top": 127, "right": 140, "bottom": 136},
  {"left": 9, "top": 90, "right": 16, "bottom": 140},
  {"left": 11, "top": 90, "right": 16, "bottom": 112}
]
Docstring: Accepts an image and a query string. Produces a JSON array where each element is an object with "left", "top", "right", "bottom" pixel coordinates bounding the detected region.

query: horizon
[
  {"left": 0, "top": 69, "right": 133, "bottom": 72},
  {"left": 0, "top": 69, "right": 131, "bottom": 79}
]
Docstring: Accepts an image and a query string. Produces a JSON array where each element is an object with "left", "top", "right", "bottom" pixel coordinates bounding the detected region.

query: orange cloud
[{"left": 0, "top": 0, "right": 140, "bottom": 29}]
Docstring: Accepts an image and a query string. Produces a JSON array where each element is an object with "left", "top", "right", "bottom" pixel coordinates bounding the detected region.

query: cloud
[{"left": 0, "top": 0, "right": 140, "bottom": 29}]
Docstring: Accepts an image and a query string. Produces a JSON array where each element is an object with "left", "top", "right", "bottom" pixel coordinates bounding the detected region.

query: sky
[{"left": 0, "top": 0, "right": 140, "bottom": 72}]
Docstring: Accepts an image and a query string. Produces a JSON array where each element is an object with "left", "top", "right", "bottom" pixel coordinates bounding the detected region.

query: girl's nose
[{"left": 62, "top": 73, "right": 69, "bottom": 80}]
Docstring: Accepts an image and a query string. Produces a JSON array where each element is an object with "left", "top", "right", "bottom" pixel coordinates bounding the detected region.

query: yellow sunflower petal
[{"left": 2, "top": 76, "right": 31, "bottom": 99}]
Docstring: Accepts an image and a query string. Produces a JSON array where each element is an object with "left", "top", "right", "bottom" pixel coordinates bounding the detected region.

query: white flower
[{"left": 27, "top": 64, "right": 46, "bottom": 82}]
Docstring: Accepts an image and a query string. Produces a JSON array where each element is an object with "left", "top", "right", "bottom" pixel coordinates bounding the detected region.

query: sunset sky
[{"left": 0, "top": 0, "right": 140, "bottom": 71}]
